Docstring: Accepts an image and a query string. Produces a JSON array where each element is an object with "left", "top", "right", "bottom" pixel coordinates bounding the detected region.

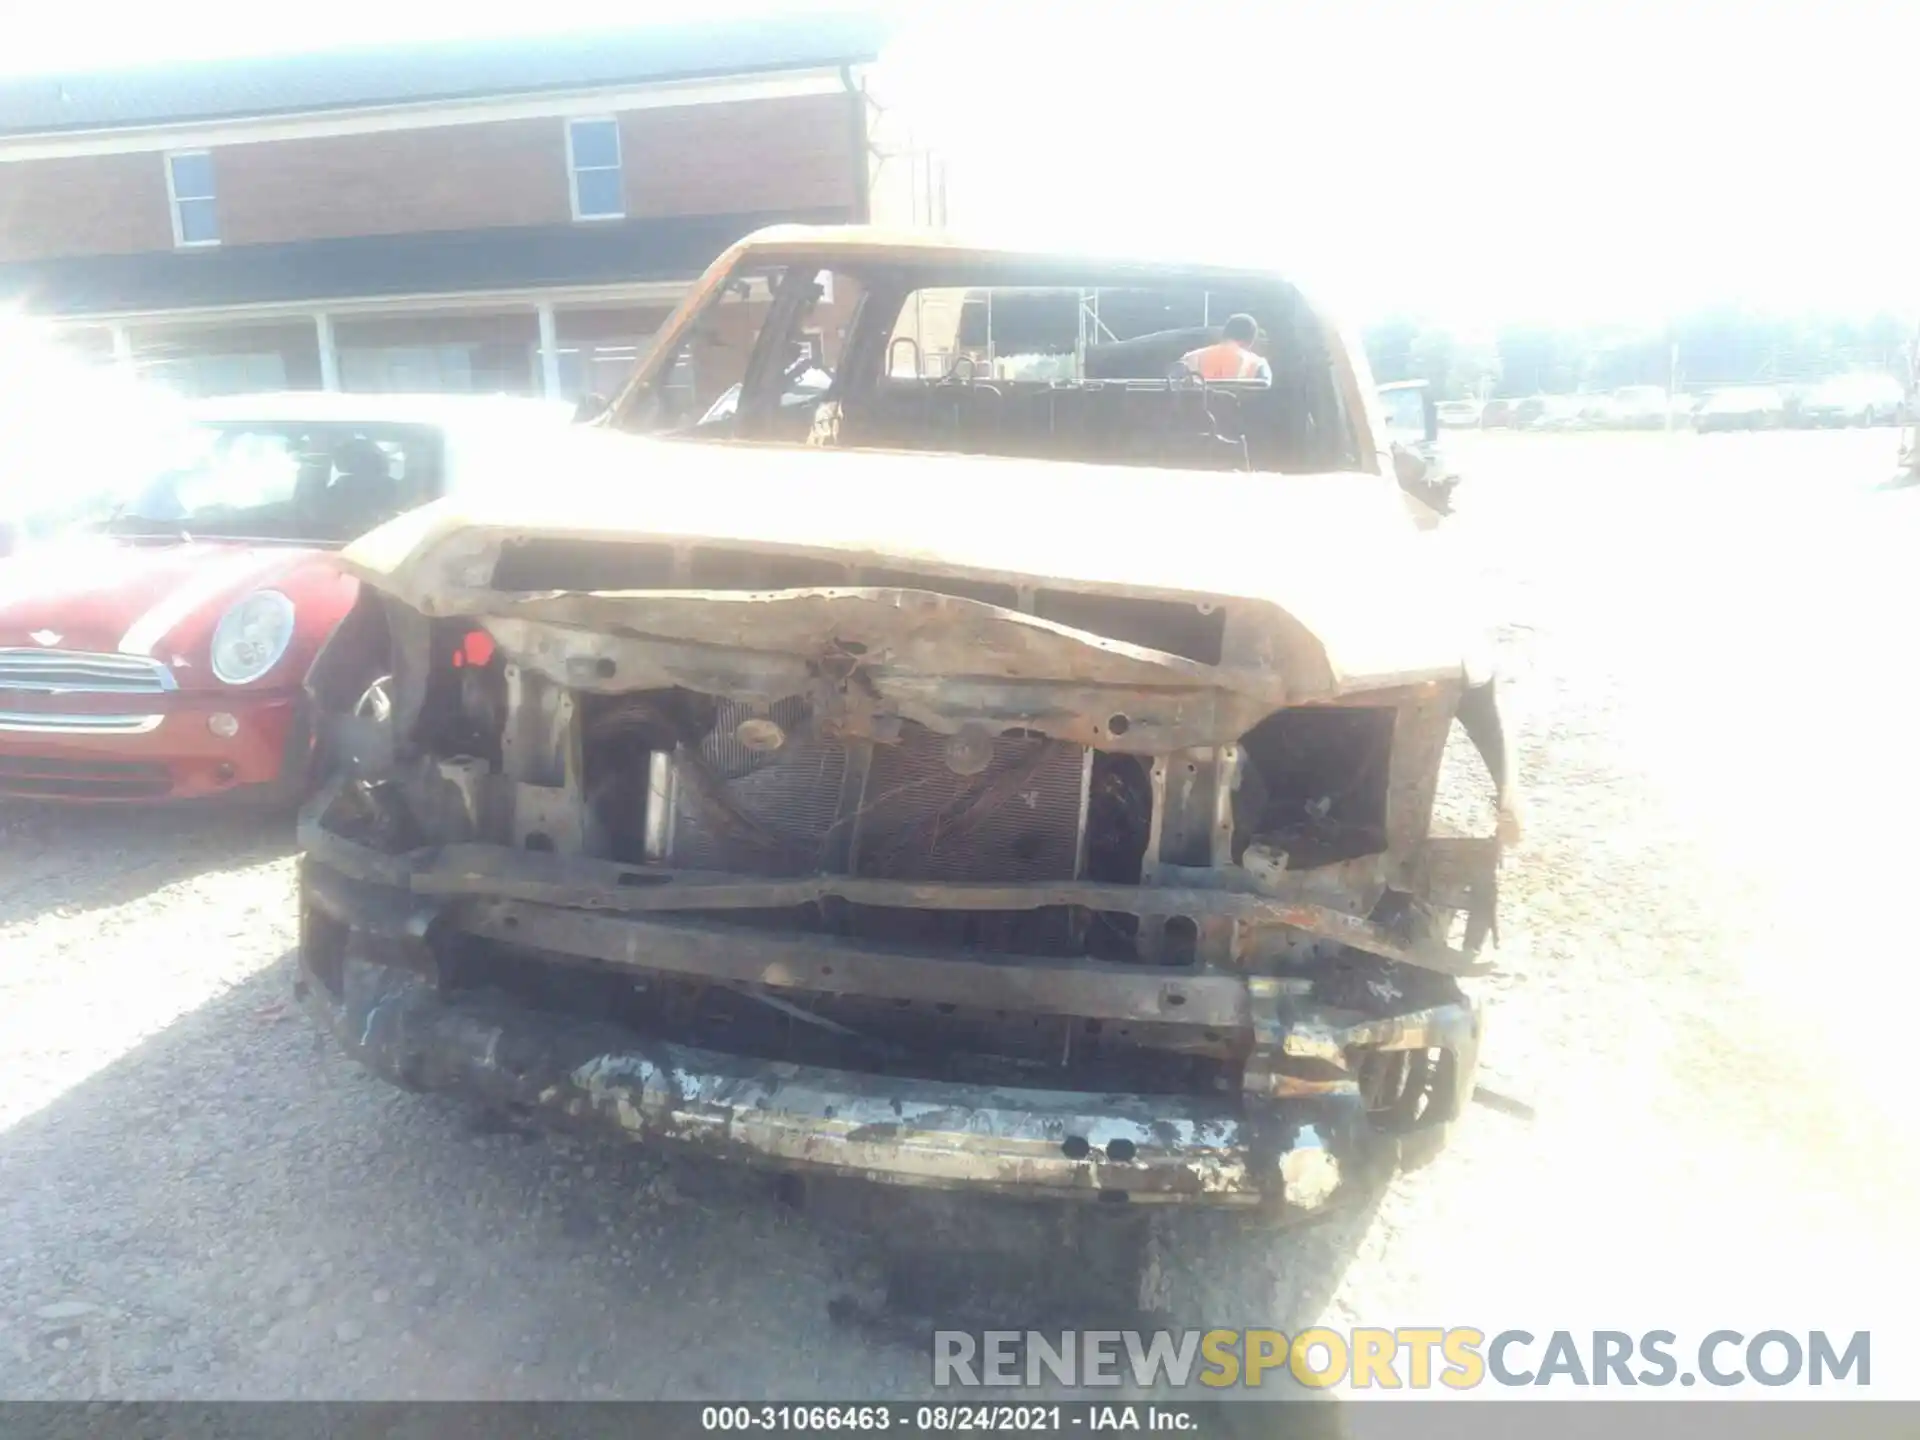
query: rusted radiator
[{"left": 647, "top": 701, "right": 1089, "bottom": 883}]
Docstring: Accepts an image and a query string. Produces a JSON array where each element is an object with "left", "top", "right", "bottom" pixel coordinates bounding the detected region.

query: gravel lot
[{"left": 3, "top": 430, "right": 1916, "bottom": 1401}]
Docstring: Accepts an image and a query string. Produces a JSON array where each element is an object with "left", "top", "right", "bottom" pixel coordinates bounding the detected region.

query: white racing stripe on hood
[{"left": 117, "top": 550, "right": 291, "bottom": 658}]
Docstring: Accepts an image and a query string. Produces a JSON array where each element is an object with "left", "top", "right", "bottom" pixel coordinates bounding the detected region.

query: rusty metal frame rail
[
  {"left": 456, "top": 899, "right": 1250, "bottom": 1029},
  {"left": 412, "top": 844, "right": 1493, "bottom": 977}
]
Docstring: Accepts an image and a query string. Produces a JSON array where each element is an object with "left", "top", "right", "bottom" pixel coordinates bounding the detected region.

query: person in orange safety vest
[{"left": 1179, "top": 313, "right": 1272, "bottom": 384}]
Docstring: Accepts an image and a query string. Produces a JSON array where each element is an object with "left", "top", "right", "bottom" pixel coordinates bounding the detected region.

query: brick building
[{"left": 0, "top": 12, "right": 947, "bottom": 401}]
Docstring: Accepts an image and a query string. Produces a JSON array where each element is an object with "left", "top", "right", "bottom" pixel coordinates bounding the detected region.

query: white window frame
[
  {"left": 165, "top": 149, "right": 219, "bottom": 248},
  {"left": 565, "top": 117, "right": 625, "bottom": 222}
]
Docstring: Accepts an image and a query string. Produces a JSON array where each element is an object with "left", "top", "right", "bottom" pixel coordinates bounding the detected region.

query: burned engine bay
[{"left": 298, "top": 534, "right": 1515, "bottom": 1217}]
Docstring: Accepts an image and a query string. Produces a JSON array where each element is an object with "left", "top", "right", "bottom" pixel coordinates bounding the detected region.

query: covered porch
[{"left": 52, "top": 283, "right": 684, "bottom": 404}]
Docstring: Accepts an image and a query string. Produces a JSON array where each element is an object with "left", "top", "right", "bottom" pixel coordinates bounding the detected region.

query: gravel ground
[{"left": 3, "top": 430, "right": 1915, "bottom": 1401}]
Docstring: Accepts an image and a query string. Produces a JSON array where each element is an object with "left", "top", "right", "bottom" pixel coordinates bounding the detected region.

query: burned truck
[{"left": 296, "top": 227, "right": 1522, "bottom": 1222}]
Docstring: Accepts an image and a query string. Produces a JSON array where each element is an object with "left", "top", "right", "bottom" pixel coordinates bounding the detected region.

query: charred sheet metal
[
  {"left": 1239, "top": 971, "right": 1481, "bottom": 1178},
  {"left": 295, "top": 940, "right": 1422, "bottom": 1212},
  {"left": 301, "top": 831, "right": 1482, "bottom": 1218},
  {"left": 305, "top": 949, "right": 1261, "bottom": 1203},
  {"left": 485, "top": 611, "right": 1280, "bottom": 756},
  {"left": 488, "top": 594, "right": 1245, "bottom": 696}
]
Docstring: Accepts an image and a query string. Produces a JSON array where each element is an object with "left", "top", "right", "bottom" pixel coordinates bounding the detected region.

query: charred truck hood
[
  {"left": 297, "top": 431, "right": 1517, "bottom": 1220},
  {"left": 339, "top": 433, "right": 1495, "bottom": 701}
]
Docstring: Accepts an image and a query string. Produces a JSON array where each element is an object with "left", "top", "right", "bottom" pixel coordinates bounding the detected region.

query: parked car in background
[
  {"left": 2, "top": 317, "right": 179, "bottom": 562},
  {"left": 1693, "top": 386, "right": 1787, "bottom": 432},
  {"left": 1434, "top": 399, "right": 1482, "bottom": 428},
  {"left": 0, "top": 502, "right": 90, "bottom": 560},
  {"left": 1897, "top": 327, "right": 1920, "bottom": 488},
  {"left": 1509, "top": 397, "right": 1549, "bottom": 430},
  {"left": 1896, "top": 411, "right": 1920, "bottom": 489},
  {"left": 0, "top": 391, "right": 576, "bottom": 802},
  {"left": 1477, "top": 398, "right": 1522, "bottom": 429},
  {"left": 1528, "top": 395, "right": 1591, "bottom": 431},
  {"left": 1609, "top": 385, "right": 1671, "bottom": 429},
  {"left": 0, "top": 471, "right": 22, "bottom": 559},
  {"left": 1574, "top": 394, "right": 1619, "bottom": 428},
  {"left": 0, "top": 492, "right": 22, "bottom": 559},
  {"left": 1794, "top": 373, "right": 1905, "bottom": 429}
]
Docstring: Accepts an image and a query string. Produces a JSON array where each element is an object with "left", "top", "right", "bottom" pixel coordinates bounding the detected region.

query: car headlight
[{"left": 210, "top": 590, "right": 296, "bottom": 685}]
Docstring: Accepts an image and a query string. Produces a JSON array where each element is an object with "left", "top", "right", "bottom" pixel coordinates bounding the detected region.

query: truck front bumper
[{"left": 297, "top": 844, "right": 1481, "bottom": 1220}]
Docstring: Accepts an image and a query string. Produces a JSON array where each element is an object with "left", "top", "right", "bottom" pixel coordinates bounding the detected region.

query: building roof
[
  {"left": 0, "top": 209, "right": 850, "bottom": 318},
  {"left": 0, "top": 10, "right": 888, "bottom": 138}
]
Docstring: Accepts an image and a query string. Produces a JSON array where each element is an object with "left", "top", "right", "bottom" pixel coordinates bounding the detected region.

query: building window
[
  {"left": 145, "top": 351, "right": 287, "bottom": 397},
  {"left": 166, "top": 151, "right": 219, "bottom": 246},
  {"left": 553, "top": 344, "right": 632, "bottom": 402},
  {"left": 566, "top": 118, "right": 624, "bottom": 221},
  {"left": 340, "top": 344, "right": 477, "bottom": 394},
  {"left": 339, "top": 342, "right": 539, "bottom": 396}
]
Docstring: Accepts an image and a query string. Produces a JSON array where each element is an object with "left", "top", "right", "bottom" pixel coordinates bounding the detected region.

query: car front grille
[
  {"left": 0, "top": 711, "right": 164, "bottom": 735},
  {"left": 0, "top": 649, "right": 175, "bottom": 696},
  {"left": 0, "top": 755, "right": 173, "bottom": 799}
]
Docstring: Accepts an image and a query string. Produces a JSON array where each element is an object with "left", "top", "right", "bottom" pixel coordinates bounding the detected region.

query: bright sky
[{"left": 3, "top": 0, "right": 1913, "bottom": 328}]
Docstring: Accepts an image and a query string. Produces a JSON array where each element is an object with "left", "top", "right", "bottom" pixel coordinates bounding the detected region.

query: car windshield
[
  {"left": 618, "top": 256, "right": 1360, "bottom": 474},
  {"left": 100, "top": 420, "right": 441, "bottom": 544}
]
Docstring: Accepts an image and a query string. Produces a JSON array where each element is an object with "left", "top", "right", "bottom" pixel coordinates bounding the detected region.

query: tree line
[{"left": 1364, "top": 311, "right": 1915, "bottom": 400}]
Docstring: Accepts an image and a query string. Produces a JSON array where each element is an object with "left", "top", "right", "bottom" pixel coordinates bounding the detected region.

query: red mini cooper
[{"left": 0, "top": 391, "right": 573, "bottom": 802}]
